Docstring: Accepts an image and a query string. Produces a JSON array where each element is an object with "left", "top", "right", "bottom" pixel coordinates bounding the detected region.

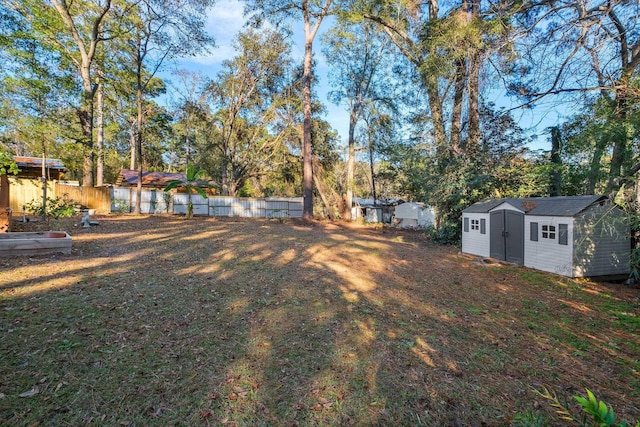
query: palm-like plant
[{"left": 164, "top": 164, "right": 210, "bottom": 219}]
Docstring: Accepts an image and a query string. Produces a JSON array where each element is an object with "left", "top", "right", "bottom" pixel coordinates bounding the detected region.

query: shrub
[
  {"left": 24, "top": 195, "right": 77, "bottom": 219},
  {"left": 425, "top": 221, "right": 460, "bottom": 245}
]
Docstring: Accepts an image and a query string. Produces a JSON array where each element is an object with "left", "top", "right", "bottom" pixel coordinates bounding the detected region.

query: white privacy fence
[{"left": 111, "top": 187, "right": 303, "bottom": 218}]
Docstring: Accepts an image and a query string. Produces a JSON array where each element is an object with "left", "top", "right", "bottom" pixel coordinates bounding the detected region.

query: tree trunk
[
  {"left": 221, "top": 159, "right": 229, "bottom": 196},
  {"left": 344, "top": 105, "right": 357, "bottom": 220},
  {"left": 302, "top": 14, "right": 314, "bottom": 220},
  {"left": 96, "top": 80, "right": 104, "bottom": 186},
  {"left": 607, "top": 89, "right": 630, "bottom": 193},
  {"left": 451, "top": 58, "right": 465, "bottom": 154},
  {"left": 368, "top": 128, "right": 377, "bottom": 204},
  {"left": 79, "top": 92, "right": 95, "bottom": 187},
  {"left": 587, "top": 135, "right": 607, "bottom": 194},
  {"left": 0, "top": 173, "right": 9, "bottom": 208},
  {"left": 467, "top": 0, "right": 481, "bottom": 148},
  {"left": 130, "top": 121, "right": 136, "bottom": 170},
  {"left": 135, "top": 34, "right": 143, "bottom": 215},
  {"left": 51, "top": 0, "right": 112, "bottom": 187}
]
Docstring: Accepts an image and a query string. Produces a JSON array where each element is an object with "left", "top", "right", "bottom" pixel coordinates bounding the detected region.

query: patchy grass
[{"left": 0, "top": 215, "right": 639, "bottom": 426}]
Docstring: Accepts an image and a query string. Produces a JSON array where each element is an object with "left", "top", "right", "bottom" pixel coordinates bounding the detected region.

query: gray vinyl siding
[{"left": 573, "top": 204, "right": 630, "bottom": 277}]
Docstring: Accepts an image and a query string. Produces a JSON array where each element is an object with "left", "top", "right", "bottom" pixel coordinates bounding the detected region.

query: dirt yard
[{"left": 1, "top": 215, "right": 638, "bottom": 426}]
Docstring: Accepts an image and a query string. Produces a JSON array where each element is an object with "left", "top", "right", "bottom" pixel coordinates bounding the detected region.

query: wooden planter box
[{"left": 0, "top": 231, "right": 72, "bottom": 256}]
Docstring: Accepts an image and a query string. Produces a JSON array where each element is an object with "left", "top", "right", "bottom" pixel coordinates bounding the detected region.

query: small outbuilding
[
  {"left": 462, "top": 196, "right": 629, "bottom": 278},
  {"left": 393, "top": 202, "right": 435, "bottom": 229},
  {"left": 14, "top": 156, "right": 66, "bottom": 180},
  {"left": 352, "top": 198, "right": 402, "bottom": 223}
]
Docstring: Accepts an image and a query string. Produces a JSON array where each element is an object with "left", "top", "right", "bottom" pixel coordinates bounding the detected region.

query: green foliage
[
  {"left": 198, "top": 27, "right": 299, "bottom": 197},
  {"left": 513, "top": 410, "right": 548, "bottom": 427},
  {"left": 24, "top": 195, "right": 76, "bottom": 219},
  {"left": 425, "top": 221, "right": 460, "bottom": 245},
  {"left": 112, "top": 199, "right": 129, "bottom": 214},
  {"left": 381, "top": 103, "right": 542, "bottom": 243},
  {"left": 0, "top": 151, "right": 19, "bottom": 175},
  {"left": 514, "top": 387, "right": 640, "bottom": 427},
  {"left": 164, "top": 163, "right": 210, "bottom": 219},
  {"left": 557, "top": 95, "right": 638, "bottom": 195},
  {"left": 574, "top": 389, "right": 617, "bottom": 426}
]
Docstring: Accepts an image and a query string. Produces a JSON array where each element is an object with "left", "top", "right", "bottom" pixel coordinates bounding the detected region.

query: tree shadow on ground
[{"left": 0, "top": 216, "right": 638, "bottom": 426}]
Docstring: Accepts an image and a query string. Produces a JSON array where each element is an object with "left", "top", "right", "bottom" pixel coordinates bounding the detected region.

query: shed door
[{"left": 490, "top": 210, "right": 524, "bottom": 264}]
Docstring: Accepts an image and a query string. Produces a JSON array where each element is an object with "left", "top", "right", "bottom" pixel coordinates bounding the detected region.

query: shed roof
[
  {"left": 14, "top": 156, "right": 66, "bottom": 170},
  {"left": 462, "top": 196, "right": 607, "bottom": 216},
  {"left": 12, "top": 156, "right": 66, "bottom": 179},
  {"left": 353, "top": 197, "right": 403, "bottom": 207}
]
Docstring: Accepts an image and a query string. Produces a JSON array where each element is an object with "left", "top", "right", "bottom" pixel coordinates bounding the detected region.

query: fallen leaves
[
  {"left": 313, "top": 398, "right": 334, "bottom": 411},
  {"left": 309, "top": 389, "right": 341, "bottom": 411},
  {"left": 2, "top": 216, "right": 639, "bottom": 425}
]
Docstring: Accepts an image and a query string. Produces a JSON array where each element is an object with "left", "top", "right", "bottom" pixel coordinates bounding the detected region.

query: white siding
[
  {"left": 417, "top": 206, "right": 435, "bottom": 226},
  {"left": 395, "top": 203, "right": 435, "bottom": 228},
  {"left": 524, "top": 216, "right": 574, "bottom": 277},
  {"left": 365, "top": 207, "right": 382, "bottom": 223},
  {"left": 461, "top": 213, "right": 490, "bottom": 257}
]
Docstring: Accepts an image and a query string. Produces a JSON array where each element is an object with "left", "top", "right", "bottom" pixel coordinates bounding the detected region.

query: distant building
[
  {"left": 352, "top": 197, "right": 403, "bottom": 223},
  {"left": 115, "top": 169, "right": 216, "bottom": 192},
  {"left": 393, "top": 202, "right": 435, "bottom": 229},
  {"left": 14, "top": 156, "right": 66, "bottom": 180}
]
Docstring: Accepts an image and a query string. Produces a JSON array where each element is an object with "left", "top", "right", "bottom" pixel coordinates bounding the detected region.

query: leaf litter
[{"left": 0, "top": 215, "right": 638, "bottom": 425}]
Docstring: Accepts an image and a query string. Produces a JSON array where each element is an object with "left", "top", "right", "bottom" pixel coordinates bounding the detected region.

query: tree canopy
[{"left": 1, "top": 0, "right": 639, "bottom": 230}]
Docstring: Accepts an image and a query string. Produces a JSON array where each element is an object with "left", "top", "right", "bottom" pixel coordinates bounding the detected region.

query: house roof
[
  {"left": 462, "top": 196, "right": 607, "bottom": 216},
  {"left": 116, "top": 169, "right": 215, "bottom": 189}
]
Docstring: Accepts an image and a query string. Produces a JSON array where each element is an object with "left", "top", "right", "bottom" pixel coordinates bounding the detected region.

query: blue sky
[
  {"left": 166, "top": 0, "right": 559, "bottom": 153},
  {"left": 165, "top": 0, "right": 351, "bottom": 150}
]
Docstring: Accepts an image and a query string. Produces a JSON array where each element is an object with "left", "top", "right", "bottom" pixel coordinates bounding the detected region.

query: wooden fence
[
  {"left": 8, "top": 178, "right": 54, "bottom": 213},
  {"left": 8, "top": 179, "right": 112, "bottom": 214},
  {"left": 56, "top": 183, "right": 112, "bottom": 214}
]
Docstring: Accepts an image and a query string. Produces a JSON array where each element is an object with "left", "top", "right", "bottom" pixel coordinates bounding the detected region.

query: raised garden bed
[{"left": 0, "top": 231, "right": 71, "bottom": 256}]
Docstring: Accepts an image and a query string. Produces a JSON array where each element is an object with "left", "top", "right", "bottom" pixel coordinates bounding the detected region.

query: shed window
[
  {"left": 558, "top": 224, "right": 568, "bottom": 245},
  {"left": 530, "top": 222, "right": 538, "bottom": 241},
  {"left": 471, "top": 219, "right": 480, "bottom": 230},
  {"left": 542, "top": 224, "right": 556, "bottom": 240},
  {"left": 464, "top": 217, "right": 469, "bottom": 232},
  {"left": 480, "top": 218, "right": 486, "bottom": 234}
]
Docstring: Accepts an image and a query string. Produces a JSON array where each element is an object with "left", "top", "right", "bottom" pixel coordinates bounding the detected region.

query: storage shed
[{"left": 462, "top": 196, "right": 629, "bottom": 278}]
